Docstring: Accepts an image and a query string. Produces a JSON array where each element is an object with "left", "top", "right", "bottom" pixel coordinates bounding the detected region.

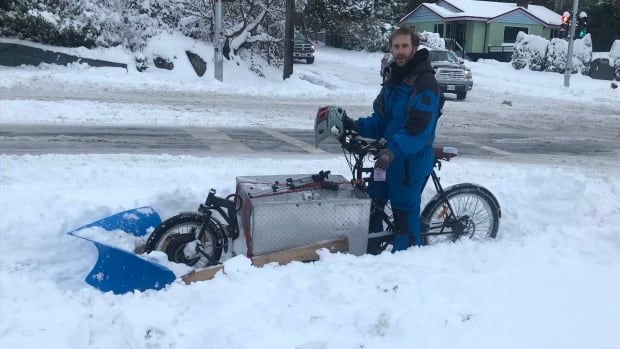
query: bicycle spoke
[{"left": 425, "top": 191, "right": 495, "bottom": 244}]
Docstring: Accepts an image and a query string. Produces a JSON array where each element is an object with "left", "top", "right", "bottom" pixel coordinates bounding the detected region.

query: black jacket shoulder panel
[{"left": 414, "top": 71, "right": 440, "bottom": 96}]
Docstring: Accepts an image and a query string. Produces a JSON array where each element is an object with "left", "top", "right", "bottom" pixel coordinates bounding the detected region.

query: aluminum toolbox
[{"left": 235, "top": 174, "right": 371, "bottom": 257}]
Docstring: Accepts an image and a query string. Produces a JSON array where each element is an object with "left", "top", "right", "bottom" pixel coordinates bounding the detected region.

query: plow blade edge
[{"left": 67, "top": 207, "right": 176, "bottom": 294}]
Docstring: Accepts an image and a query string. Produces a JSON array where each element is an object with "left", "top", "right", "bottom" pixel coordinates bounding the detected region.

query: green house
[{"left": 399, "top": 0, "right": 563, "bottom": 61}]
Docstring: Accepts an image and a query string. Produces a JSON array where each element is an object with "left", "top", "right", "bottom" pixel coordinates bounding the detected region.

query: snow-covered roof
[{"left": 401, "top": 0, "right": 563, "bottom": 26}]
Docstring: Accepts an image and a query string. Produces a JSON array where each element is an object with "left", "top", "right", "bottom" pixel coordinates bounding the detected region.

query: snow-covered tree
[
  {"left": 419, "top": 31, "right": 445, "bottom": 49},
  {"left": 303, "top": 0, "right": 391, "bottom": 51}
]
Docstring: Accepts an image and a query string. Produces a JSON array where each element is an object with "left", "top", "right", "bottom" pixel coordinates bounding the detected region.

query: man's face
[{"left": 391, "top": 34, "right": 416, "bottom": 67}]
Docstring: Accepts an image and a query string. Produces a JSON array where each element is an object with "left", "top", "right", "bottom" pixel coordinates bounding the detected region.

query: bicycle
[
  {"left": 336, "top": 130, "right": 501, "bottom": 254},
  {"left": 143, "top": 127, "right": 501, "bottom": 265}
]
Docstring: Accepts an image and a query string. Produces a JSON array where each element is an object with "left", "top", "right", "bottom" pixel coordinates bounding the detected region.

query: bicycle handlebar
[
  {"left": 339, "top": 130, "right": 386, "bottom": 156},
  {"left": 339, "top": 130, "right": 458, "bottom": 162}
]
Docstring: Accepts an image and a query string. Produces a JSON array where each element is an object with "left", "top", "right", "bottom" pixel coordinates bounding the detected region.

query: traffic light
[
  {"left": 560, "top": 13, "right": 570, "bottom": 38},
  {"left": 576, "top": 12, "right": 588, "bottom": 38}
]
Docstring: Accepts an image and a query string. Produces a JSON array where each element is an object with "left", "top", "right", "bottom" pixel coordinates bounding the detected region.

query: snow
[{"left": 1, "top": 36, "right": 619, "bottom": 349}]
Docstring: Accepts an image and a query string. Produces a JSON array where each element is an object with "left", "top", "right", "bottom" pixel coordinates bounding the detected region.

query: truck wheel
[
  {"left": 456, "top": 92, "right": 467, "bottom": 100},
  {"left": 306, "top": 57, "right": 315, "bottom": 64}
]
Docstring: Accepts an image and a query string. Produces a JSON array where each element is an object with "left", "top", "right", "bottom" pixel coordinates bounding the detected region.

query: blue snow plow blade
[{"left": 67, "top": 207, "right": 177, "bottom": 294}]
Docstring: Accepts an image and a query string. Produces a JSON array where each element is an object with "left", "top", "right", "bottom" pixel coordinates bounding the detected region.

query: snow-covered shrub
[
  {"left": 614, "top": 58, "right": 620, "bottom": 81},
  {"left": 0, "top": 0, "right": 177, "bottom": 51},
  {"left": 511, "top": 33, "right": 527, "bottom": 69},
  {"left": 134, "top": 53, "right": 150, "bottom": 72},
  {"left": 573, "top": 34, "right": 592, "bottom": 75},
  {"left": 545, "top": 38, "right": 568, "bottom": 73},
  {"left": 511, "top": 31, "right": 548, "bottom": 71},
  {"left": 610, "top": 40, "right": 620, "bottom": 60},
  {"left": 512, "top": 32, "right": 591, "bottom": 75},
  {"left": 0, "top": 3, "right": 97, "bottom": 48},
  {"left": 419, "top": 31, "right": 445, "bottom": 49}
]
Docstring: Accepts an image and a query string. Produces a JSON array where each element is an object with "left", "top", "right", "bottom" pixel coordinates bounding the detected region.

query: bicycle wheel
[
  {"left": 144, "top": 213, "right": 224, "bottom": 266},
  {"left": 420, "top": 183, "right": 501, "bottom": 246}
]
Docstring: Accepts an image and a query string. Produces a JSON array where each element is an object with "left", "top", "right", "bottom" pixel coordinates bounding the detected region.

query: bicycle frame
[
  {"left": 340, "top": 132, "right": 464, "bottom": 241},
  {"left": 194, "top": 189, "right": 241, "bottom": 256}
]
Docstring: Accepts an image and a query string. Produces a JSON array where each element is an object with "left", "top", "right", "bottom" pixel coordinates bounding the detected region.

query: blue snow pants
[{"left": 367, "top": 174, "right": 429, "bottom": 247}]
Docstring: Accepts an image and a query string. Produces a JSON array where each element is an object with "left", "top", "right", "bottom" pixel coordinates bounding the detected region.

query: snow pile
[{"left": 1, "top": 153, "right": 619, "bottom": 349}]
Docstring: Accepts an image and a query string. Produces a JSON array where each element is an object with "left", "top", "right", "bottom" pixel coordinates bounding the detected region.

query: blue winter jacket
[{"left": 355, "top": 49, "right": 441, "bottom": 182}]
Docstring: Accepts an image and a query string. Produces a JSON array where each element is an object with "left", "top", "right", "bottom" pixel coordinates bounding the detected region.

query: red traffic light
[{"left": 561, "top": 15, "right": 569, "bottom": 23}]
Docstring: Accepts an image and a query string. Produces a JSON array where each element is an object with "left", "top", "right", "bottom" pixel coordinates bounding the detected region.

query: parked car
[
  {"left": 381, "top": 47, "right": 473, "bottom": 100},
  {"left": 589, "top": 57, "right": 615, "bottom": 81},
  {"left": 294, "top": 32, "right": 315, "bottom": 64}
]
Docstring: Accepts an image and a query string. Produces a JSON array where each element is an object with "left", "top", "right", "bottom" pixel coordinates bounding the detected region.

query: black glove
[
  {"left": 342, "top": 115, "right": 355, "bottom": 132},
  {"left": 374, "top": 149, "right": 395, "bottom": 170}
]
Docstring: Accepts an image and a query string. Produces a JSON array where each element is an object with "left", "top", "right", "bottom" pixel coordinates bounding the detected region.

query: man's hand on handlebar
[
  {"left": 342, "top": 115, "right": 356, "bottom": 132},
  {"left": 374, "top": 149, "right": 395, "bottom": 170}
]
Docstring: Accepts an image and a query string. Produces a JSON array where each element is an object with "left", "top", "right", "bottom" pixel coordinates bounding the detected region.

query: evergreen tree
[{"left": 585, "top": 0, "right": 620, "bottom": 51}]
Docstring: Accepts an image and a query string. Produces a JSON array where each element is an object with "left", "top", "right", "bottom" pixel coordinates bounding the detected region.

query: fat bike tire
[
  {"left": 144, "top": 213, "right": 224, "bottom": 266},
  {"left": 420, "top": 183, "right": 501, "bottom": 246}
]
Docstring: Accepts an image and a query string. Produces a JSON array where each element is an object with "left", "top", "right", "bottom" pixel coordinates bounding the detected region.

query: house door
[{"left": 456, "top": 23, "right": 465, "bottom": 47}]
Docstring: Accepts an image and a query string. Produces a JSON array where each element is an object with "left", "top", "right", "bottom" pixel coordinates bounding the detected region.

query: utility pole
[
  {"left": 283, "top": 0, "right": 294, "bottom": 80},
  {"left": 563, "top": 0, "right": 579, "bottom": 87},
  {"left": 214, "top": 0, "right": 224, "bottom": 82}
]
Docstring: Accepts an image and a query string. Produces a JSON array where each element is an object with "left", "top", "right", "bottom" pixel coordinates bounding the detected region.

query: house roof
[{"left": 400, "top": 0, "right": 563, "bottom": 27}]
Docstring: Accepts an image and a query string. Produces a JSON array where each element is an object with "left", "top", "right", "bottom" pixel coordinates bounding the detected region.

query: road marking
[
  {"left": 187, "top": 128, "right": 253, "bottom": 153},
  {"left": 261, "top": 129, "right": 326, "bottom": 154},
  {"left": 459, "top": 140, "right": 513, "bottom": 156}
]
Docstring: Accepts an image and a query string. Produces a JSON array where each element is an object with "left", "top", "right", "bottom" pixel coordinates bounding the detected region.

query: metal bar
[
  {"left": 214, "top": 0, "right": 223, "bottom": 81},
  {"left": 564, "top": 0, "right": 580, "bottom": 87}
]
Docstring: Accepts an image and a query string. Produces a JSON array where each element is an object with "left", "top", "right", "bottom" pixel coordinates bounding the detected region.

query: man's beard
[{"left": 394, "top": 52, "right": 414, "bottom": 67}]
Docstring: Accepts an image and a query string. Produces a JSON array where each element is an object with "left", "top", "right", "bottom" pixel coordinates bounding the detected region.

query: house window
[
  {"left": 503, "top": 26, "right": 528, "bottom": 43},
  {"left": 433, "top": 24, "right": 445, "bottom": 37}
]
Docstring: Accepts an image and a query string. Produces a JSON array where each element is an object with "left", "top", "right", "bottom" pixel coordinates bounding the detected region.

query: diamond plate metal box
[{"left": 235, "top": 174, "right": 371, "bottom": 257}]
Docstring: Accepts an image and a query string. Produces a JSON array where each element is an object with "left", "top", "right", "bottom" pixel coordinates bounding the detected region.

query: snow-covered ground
[{"left": 1, "top": 34, "right": 619, "bottom": 348}]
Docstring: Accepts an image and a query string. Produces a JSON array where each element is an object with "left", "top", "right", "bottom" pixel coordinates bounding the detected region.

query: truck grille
[
  {"left": 436, "top": 69, "right": 465, "bottom": 80},
  {"left": 294, "top": 44, "right": 313, "bottom": 53}
]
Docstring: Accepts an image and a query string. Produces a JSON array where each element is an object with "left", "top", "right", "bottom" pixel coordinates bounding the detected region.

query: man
[{"left": 343, "top": 27, "right": 442, "bottom": 252}]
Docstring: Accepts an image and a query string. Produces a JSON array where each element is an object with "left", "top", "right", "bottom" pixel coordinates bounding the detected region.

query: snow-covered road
[{"left": 1, "top": 80, "right": 619, "bottom": 166}]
